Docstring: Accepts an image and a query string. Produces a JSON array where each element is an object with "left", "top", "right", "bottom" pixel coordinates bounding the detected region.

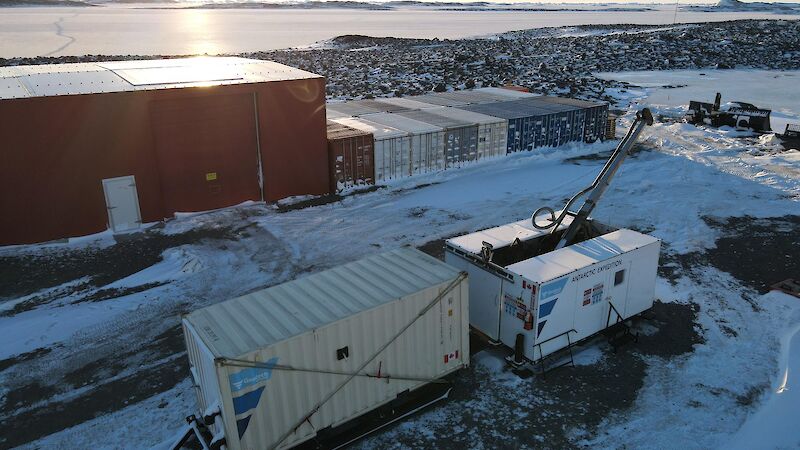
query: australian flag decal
[{"left": 228, "top": 357, "right": 279, "bottom": 439}]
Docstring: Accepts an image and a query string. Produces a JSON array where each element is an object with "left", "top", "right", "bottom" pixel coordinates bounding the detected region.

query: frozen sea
[{"left": 1, "top": 4, "right": 799, "bottom": 58}]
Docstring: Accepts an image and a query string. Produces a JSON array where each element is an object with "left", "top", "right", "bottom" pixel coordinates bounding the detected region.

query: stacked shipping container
[
  {"left": 326, "top": 90, "right": 608, "bottom": 191},
  {"left": 395, "top": 109, "right": 479, "bottom": 168},
  {"left": 330, "top": 116, "right": 411, "bottom": 182},
  {"left": 326, "top": 121, "right": 374, "bottom": 192},
  {"left": 360, "top": 112, "right": 446, "bottom": 178}
]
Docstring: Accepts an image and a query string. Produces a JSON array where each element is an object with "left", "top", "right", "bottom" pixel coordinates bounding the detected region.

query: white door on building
[{"left": 102, "top": 175, "right": 142, "bottom": 233}]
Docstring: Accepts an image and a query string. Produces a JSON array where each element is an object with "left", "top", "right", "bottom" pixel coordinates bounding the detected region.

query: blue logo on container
[
  {"left": 540, "top": 278, "right": 568, "bottom": 299},
  {"left": 229, "top": 357, "right": 279, "bottom": 392},
  {"left": 228, "top": 357, "right": 279, "bottom": 439}
]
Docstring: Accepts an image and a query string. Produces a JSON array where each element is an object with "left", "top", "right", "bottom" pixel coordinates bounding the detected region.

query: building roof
[
  {"left": 0, "top": 57, "right": 321, "bottom": 100},
  {"left": 183, "top": 247, "right": 461, "bottom": 358},
  {"left": 506, "top": 229, "right": 660, "bottom": 283}
]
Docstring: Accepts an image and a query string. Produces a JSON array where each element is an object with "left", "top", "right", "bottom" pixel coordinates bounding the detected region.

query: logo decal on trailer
[
  {"left": 540, "top": 278, "right": 568, "bottom": 299},
  {"left": 228, "top": 357, "right": 279, "bottom": 439}
]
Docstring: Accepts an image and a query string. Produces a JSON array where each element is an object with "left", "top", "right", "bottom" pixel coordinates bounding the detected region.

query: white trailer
[
  {"left": 446, "top": 108, "right": 659, "bottom": 364},
  {"left": 445, "top": 220, "right": 659, "bottom": 362},
  {"left": 182, "top": 247, "right": 469, "bottom": 450}
]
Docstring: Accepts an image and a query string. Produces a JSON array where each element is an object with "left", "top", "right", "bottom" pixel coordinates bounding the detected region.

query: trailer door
[{"left": 607, "top": 261, "right": 632, "bottom": 322}]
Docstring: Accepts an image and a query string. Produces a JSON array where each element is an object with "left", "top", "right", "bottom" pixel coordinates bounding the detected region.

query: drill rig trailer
[
  {"left": 445, "top": 220, "right": 660, "bottom": 362},
  {"left": 446, "top": 108, "right": 660, "bottom": 364}
]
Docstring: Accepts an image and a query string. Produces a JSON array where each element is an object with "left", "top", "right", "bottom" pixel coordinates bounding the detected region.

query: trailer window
[{"left": 614, "top": 270, "right": 625, "bottom": 286}]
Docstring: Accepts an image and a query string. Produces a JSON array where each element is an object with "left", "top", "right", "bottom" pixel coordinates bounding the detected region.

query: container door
[
  {"left": 465, "top": 265, "right": 505, "bottom": 341},
  {"left": 102, "top": 175, "right": 142, "bottom": 233}
]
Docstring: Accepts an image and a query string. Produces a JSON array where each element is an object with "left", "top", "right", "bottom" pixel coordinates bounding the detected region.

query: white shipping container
[
  {"left": 445, "top": 218, "right": 660, "bottom": 362},
  {"left": 423, "top": 107, "right": 509, "bottom": 160},
  {"left": 361, "top": 112, "right": 446, "bottom": 177},
  {"left": 373, "top": 97, "right": 441, "bottom": 111},
  {"left": 183, "top": 247, "right": 470, "bottom": 450},
  {"left": 331, "top": 116, "right": 411, "bottom": 182}
]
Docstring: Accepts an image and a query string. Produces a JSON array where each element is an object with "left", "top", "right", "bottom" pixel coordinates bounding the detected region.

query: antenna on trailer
[{"left": 531, "top": 108, "right": 654, "bottom": 251}]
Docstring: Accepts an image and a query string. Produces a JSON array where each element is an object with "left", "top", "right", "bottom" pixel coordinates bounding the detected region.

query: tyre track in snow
[{"left": 43, "top": 14, "right": 78, "bottom": 57}]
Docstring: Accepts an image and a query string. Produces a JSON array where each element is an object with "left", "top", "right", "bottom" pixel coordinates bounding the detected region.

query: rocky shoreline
[{"left": 1, "top": 19, "right": 798, "bottom": 103}]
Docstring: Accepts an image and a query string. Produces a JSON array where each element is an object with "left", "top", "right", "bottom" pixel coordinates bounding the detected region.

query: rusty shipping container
[
  {"left": 0, "top": 57, "right": 329, "bottom": 245},
  {"left": 326, "top": 121, "right": 374, "bottom": 192}
]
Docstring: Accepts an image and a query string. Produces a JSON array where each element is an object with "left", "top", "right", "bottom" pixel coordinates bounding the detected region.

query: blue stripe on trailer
[
  {"left": 236, "top": 415, "right": 252, "bottom": 439},
  {"left": 233, "top": 386, "right": 265, "bottom": 416},
  {"left": 537, "top": 320, "right": 547, "bottom": 337},
  {"left": 538, "top": 298, "right": 558, "bottom": 318}
]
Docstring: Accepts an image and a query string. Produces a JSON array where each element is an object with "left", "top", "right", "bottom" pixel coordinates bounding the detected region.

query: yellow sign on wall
[{"left": 205, "top": 172, "right": 218, "bottom": 181}]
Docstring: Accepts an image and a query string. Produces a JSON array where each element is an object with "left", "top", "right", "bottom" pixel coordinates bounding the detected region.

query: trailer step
[{"left": 602, "top": 321, "right": 638, "bottom": 352}]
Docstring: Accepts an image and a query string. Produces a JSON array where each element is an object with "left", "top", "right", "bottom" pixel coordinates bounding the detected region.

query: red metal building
[{"left": 0, "top": 57, "right": 329, "bottom": 245}]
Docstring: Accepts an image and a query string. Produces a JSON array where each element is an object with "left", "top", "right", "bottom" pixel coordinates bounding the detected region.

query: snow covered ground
[
  {"left": 596, "top": 69, "right": 800, "bottom": 134},
  {"left": 2, "top": 69, "right": 800, "bottom": 449}
]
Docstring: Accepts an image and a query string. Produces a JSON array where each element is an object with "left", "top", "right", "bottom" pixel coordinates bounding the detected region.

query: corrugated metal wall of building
[
  {"left": 326, "top": 121, "right": 374, "bottom": 192},
  {"left": 0, "top": 60, "right": 328, "bottom": 245}
]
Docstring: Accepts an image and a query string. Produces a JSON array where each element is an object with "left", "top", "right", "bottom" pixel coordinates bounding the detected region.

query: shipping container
[
  {"left": 462, "top": 98, "right": 593, "bottom": 153},
  {"left": 326, "top": 121, "right": 374, "bottom": 192},
  {"left": 373, "top": 97, "right": 441, "bottom": 111},
  {"left": 426, "top": 90, "right": 507, "bottom": 105},
  {"left": 327, "top": 101, "right": 383, "bottom": 117},
  {"left": 326, "top": 108, "right": 349, "bottom": 120},
  {"left": 475, "top": 87, "right": 537, "bottom": 99},
  {"left": 396, "top": 109, "right": 479, "bottom": 168},
  {"left": 182, "top": 247, "right": 469, "bottom": 450},
  {"left": 0, "top": 57, "right": 328, "bottom": 245},
  {"left": 331, "top": 116, "right": 411, "bottom": 182},
  {"left": 445, "top": 218, "right": 659, "bottom": 361},
  {"left": 537, "top": 96, "right": 609, "bottom": 143},
  {"left": 425, "top": 107, "right": 508, "bottom": 160},
  {"left": 360, "top": 112, "right": 446, "bottom": 177},
  {"left": 409, "top": 93, "right": 471, "bottom": 107},
  {"left": 353, "top": 98, "right": 413, "bottom": 113},
  {"left": 517, "top": 97, "right": 588, "bottom": 147}
]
